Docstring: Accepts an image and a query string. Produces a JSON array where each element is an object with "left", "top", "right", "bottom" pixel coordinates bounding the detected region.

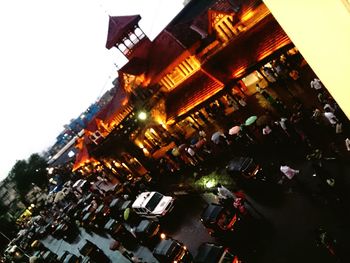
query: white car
[{"left": 132, "top": 191, "right": 175, "bottom": 219}]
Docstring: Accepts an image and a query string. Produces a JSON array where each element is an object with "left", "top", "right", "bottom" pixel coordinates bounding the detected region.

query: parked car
[
  {"left": 194, "top": 242, "right": 241, "bottom": 263},
  {"left": 131, "top": 219, "right": 161, "bottom": 246},
  {"left": 200, "top": 203, "right": 240, "bottom": 237},
  {"left": 104, "top": 218, "right": 136, "bottom": 250},
  {"left": 109, "top": 198, "right": 132, "bottom": 220},
  {"left": 41, "top": 250, "right": 59, "bottom": 263},
  {"left": 94, "top": 204, "right": 111, "bottom": 226},
  {"left": 57, "top": 251, "right": 81, "bottom": 263},
  {"left": 153, "top": 237, "right": 192, "bottom": 263},
  {"left": 226, "top": 156, "right": 263, "bottom": 179},
  {"left": 78, "top": 239, "right": 110, "bottom": 263},
  {"left": 81, "top": 212, "right": 97, "bottom": 230},
  {"left": 52, "top": 221, "right": 79, "bottom": 242},
  {"left": 132, "top": 191, "right": 175, "bottom": 219}
]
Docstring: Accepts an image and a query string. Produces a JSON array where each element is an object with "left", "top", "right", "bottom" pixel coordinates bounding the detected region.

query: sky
[{"left": 0, "top": 0, "right": 185, "bottom": 180}]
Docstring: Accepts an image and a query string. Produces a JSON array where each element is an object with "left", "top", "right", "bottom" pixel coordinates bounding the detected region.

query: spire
[{"left": 105, "top": 15, "right": 142, "bottom": 49}]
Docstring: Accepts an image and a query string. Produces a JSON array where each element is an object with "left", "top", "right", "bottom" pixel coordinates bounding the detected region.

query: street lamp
[{"left": 137, "top": 111, "right": 147, "bottom": 121}]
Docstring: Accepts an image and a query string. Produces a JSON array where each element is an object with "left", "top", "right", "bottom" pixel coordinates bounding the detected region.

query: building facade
[{"left": 72, "top": 0, "right": 300, "bottom": 183}]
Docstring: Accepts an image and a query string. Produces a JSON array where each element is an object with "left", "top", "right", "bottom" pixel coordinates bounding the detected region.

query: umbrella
[
  {"left": 171, "top": 147, "right": 180, "bottom": 157},
  {"left": 123, "top": 208, "right": 131, "bottom": 221},
  {"left": 244, "top": 115, "right": 257, "bottom": 126},
  {"left": 211, "top": 131, "right": 224, "bottom": 144},
  {"left": 256, "top": 115, "right": 272, "bottom": 126},
  {"left": 229, "top": 126, "right": 241, "bottom": 135}
]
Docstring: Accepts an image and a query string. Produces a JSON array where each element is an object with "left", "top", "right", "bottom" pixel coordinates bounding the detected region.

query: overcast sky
[{"left": 0, "top": 0, "right": 184, "bottom": 180}]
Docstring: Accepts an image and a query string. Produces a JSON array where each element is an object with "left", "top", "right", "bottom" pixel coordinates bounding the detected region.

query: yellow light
[
  {"left": 160, "top": 233, "right": 166, "bottom": 239},
  {"left": 138, "top": 111, "right": 147, "bottom": 120},
  {"left": 205, "top": 179, "right": 216, "bottom": 188}
]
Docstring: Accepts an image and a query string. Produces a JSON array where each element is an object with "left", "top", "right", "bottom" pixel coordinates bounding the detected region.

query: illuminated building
[{"left": 72, "top": 0, "right": 311, "bottom": 181}]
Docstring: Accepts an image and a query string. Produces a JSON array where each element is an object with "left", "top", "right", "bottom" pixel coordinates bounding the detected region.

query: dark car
[
  {"left": 94, "top": 204, "right": 111, "bottom": 226},
  {"left": 109, "top": 198, "right": 132, "bottom": 219},
  {"left": 200, "top": 203, "right": 240, "bottom": 236},
  {"left": 57, "top": 251, "right": 80, "bottom": 263},
  {"left": 41, "top": 250, "right": 59, "bottom": 263},
  {"left": 81, "top": 212, "right": 97, "bottom": 230},
  {"left": 104, "top": 218, "right": 136, "bottom": 250},
  {"left": 52, "top": 221, "right": 79, "bottom": 242},
  {"left": 153, "top": 237, "right": 192, "bottom": 263},
  {"left": 78, "top": 239, "right": 110, "bottom": 263},
  {"left": 226, "top": 156, "right": 262, "bottom": 179},
  {"left": 132, "top": 219, "right": 161, "bottom": 245},
  {"left": 194, "top": 242, "right": 241, "bottom": 263}
]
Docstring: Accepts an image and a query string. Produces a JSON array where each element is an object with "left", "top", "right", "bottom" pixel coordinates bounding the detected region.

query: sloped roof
[
  {"left": 202, "top": 14, "right": 292, "bottom": 83},
  {"left": 166, "top": 21, "right": 202, "bottom": 48},
  {"left": 85, "top": 87, "right": 128, "bottom": 133},
  {"left": 106, "top": 15, "right": 141, "bottom": 49},
  {"left": 119, "top": 57, "right": 148, "bottom": 76},
  {"left": 72, "top": 138, "right": 90, "bottom": 171},
  {"left": 165, "top": 69, "right": 224, "bottom": 121},
  {"left": 146, "top": 30, "right": 187, "bottom": 84}
]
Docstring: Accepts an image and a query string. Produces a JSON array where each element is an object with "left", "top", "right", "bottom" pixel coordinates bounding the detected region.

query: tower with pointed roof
[{"left": 105, "top": 15, "right": 151, "bottom": 60}]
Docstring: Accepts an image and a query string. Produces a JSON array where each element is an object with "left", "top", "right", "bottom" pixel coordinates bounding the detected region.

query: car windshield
[{"left": 145, "top": 192, "right": 163, "bottom": 211}]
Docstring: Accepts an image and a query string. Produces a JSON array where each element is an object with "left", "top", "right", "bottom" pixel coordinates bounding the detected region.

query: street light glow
[
  {"left": 138, "top": 111, "right": 147, "bottom": 120},
  {"left": 205, "top": 179, "right": 216, "bottom": 188}
]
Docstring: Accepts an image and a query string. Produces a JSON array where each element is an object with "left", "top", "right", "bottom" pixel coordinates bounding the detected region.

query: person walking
[{"left": 310, "top": 78, "right": 323, "bottom": 91}]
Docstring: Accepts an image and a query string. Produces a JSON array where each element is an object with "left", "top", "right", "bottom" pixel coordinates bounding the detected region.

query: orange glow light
[
  {"left": 232, "top": 66, "right": 247, "bottom": 78},
  {"left": 241, "top": 11, "right": 254, "bottom": 22}
]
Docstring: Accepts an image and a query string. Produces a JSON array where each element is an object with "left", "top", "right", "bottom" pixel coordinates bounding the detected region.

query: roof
[
  {"left": 72, "top": 142, "right": 90, "bottom": 172},
  {"left": 195, "top": 243, "right": 224, "bottom": 263},
  {"left": 166, "top": 21, "right": 202, "bottom": 49},
  {"left": 119, "top": 57, "right": 148, "bottom": 76},
  {"left": 105, "top": 15, "right": 141, "bottom": 49},
  {"left": 85, "top": 86, "right": 128, "bottom": 134},
  {"left": 146, "top": 30, "right": 187, "bottom": 85},
  {"left": 165, "top": 69, "right": 224, "bottom": 121},
  {"left": 135, "top": 219, "right": 153, "bottom": 233},
  {"left": 201, "top": 203, "right": 224, "bottom": 223},
  {"left": 153, "top": 238, "right": 181, "bottom": 257},
  {"left": 132, "top": 191, "right": 156, "bottom": 208},
  {"left": 203, "top": 14, "right": 292, "bottom": 82}
]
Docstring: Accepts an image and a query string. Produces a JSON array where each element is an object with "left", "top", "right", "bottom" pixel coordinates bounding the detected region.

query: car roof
[
  {"left": 153, "top": 238, "right": 180, "bottom": 256},
  {"left": 227, "top": 157, "right": 253, "bottom": 172},
  {"left": 132, "top": 191, "right": 159, "bottom": 208},
  {"left": 195, "top": 243, "right": 224, "bottom": 263},
  {"left": 201, "top": 204, "right": 224, "bottom": 223},
  {"left": 135, "top": 219, "right": 153, "bottom": 233}
]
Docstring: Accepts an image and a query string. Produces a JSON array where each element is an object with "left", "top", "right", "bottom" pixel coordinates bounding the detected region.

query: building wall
[{"left": 263, "top": 0, "right": 350, "bottom": 119}]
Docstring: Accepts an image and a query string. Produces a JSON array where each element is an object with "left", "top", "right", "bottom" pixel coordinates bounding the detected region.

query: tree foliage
[{"left": 8, "top": 153, "right": 48, "bottom": 197}]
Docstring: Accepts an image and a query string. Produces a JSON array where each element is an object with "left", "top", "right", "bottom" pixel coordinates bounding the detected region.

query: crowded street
[{"left": 1, "top": 1, "right": 350, "bottom": 263}]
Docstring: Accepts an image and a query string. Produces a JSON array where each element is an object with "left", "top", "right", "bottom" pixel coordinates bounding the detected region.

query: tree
[{"left": 8, "top": 153, "right": 48, "bottom": 199}]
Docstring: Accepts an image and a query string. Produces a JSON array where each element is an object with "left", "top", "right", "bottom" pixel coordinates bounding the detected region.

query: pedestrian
[
  {"left": 310, "top": 78, "right": 323, "bottom": 90},
  {"left": 280, "top": 165, "right": 300, "bottom": 180},
  {"left": 216, "top": 183, "right": 235, "bottom": 200},
  {"left": 324, "top": 108, "right": 338, "bottom": 126},
  {"left": 345, "top": 138, "right": 350, "bottom": 151}
]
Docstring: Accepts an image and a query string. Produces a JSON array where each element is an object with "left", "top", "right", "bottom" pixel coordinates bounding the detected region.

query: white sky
[{"left": 0, "top": 0, "right": 184, "bottom": 180}]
